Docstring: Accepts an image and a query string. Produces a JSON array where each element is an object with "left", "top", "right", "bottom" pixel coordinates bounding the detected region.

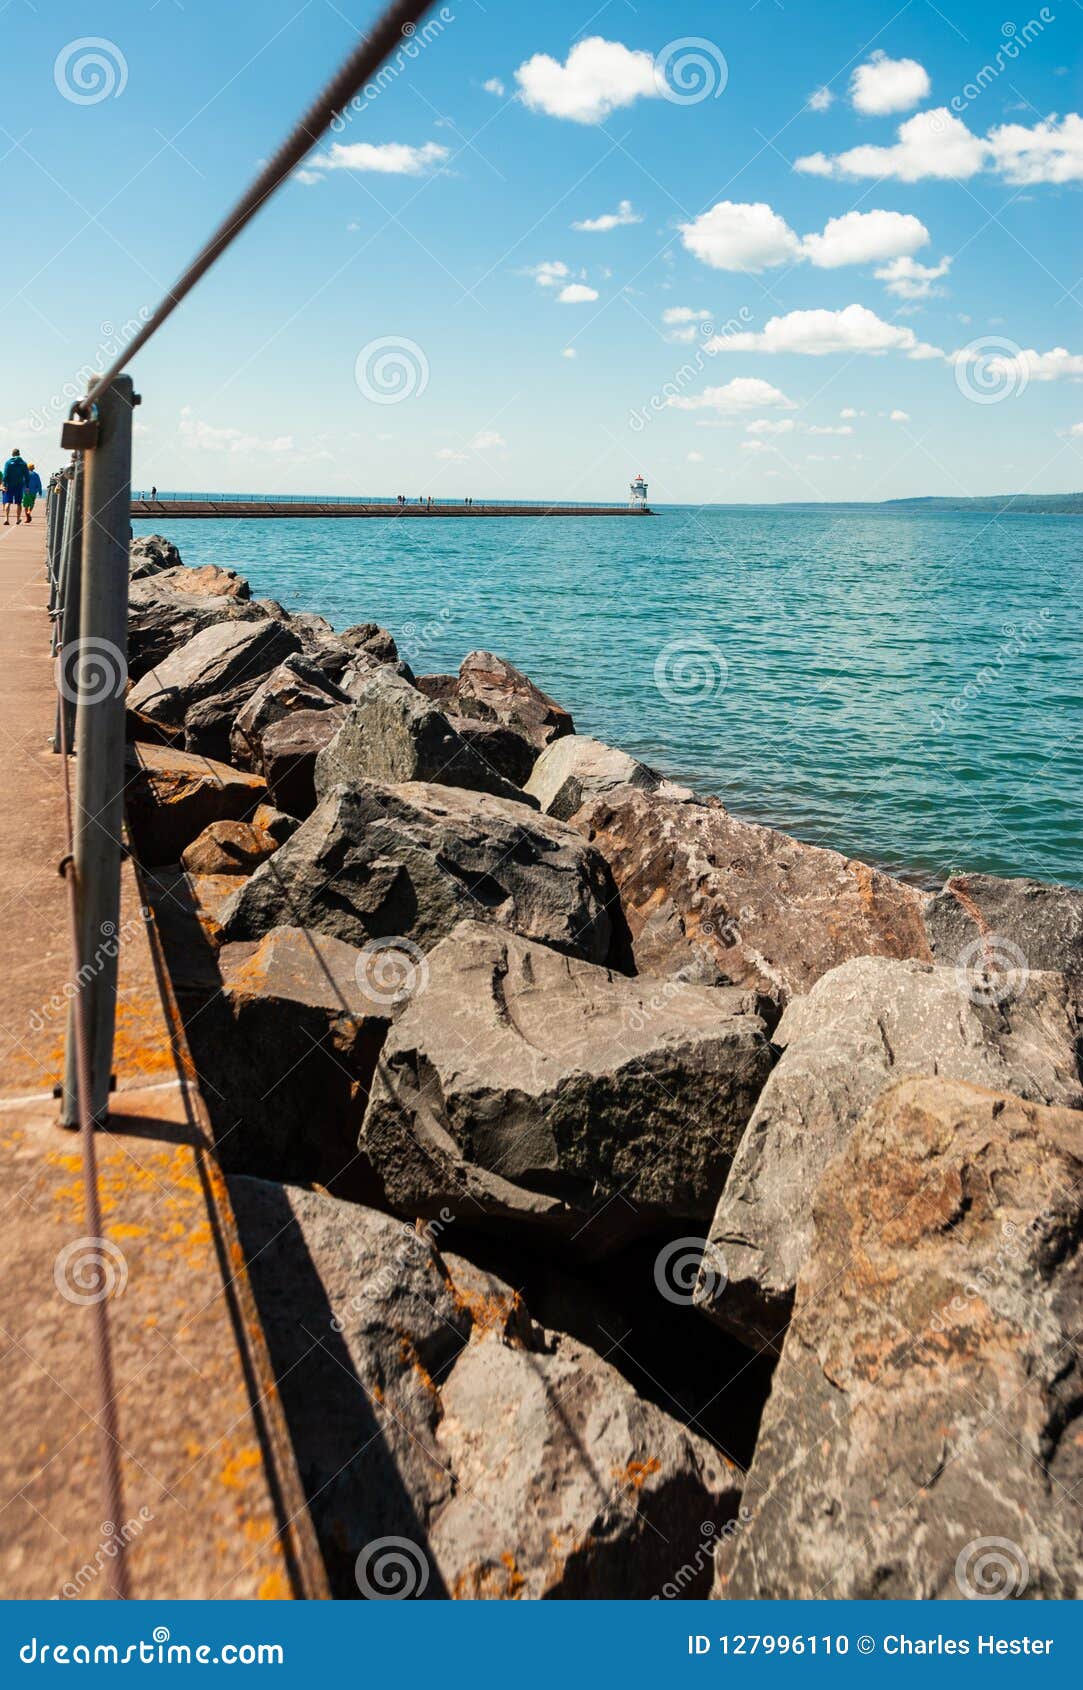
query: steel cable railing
[{"left": 50, "top": 0, "right": 440, "bottom": 1596}]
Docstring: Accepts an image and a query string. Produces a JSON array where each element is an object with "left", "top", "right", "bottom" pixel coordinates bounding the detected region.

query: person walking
[
  {"left": 21, "top": 463, "right": 43, "bottom": 523},
  {"left": 2, "top": 448, "right": 29, "bottom": 525}
]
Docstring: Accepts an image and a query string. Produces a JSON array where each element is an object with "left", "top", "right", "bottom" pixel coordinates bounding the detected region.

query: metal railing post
[
  {"left": 52, "top": 461, "right": 84, "bottom": 748},
  {"left": 46, "top": 471, "right": 66, "bottom": 609},
  {"left": 61, "top": 378, "right": 134, "bottom": 1127}
]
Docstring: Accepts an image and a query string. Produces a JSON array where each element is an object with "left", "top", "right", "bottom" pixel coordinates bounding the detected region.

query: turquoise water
[{"left": 134, "top": 507, "right": 1082, "bottom": 887}]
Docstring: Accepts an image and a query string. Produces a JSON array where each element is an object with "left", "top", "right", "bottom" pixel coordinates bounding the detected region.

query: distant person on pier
[
  {"left": 150, "top": 485, "right": 157, "bottom": 501},
  {"left": 2, "top": 449, "right": 29, "bottom": 525},
  {"left": 21, "top": 463, "right": 42, "bottom": 523}
]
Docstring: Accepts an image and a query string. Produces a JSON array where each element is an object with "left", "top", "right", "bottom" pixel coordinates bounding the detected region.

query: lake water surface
[{"left": 134, "top": 505, "right": 1082, "bottom": 886}]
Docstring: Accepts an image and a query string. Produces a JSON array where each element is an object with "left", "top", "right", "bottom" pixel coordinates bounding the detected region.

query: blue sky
[{"left": 4, "top": 0, "right": 1083, "bottom": 501}]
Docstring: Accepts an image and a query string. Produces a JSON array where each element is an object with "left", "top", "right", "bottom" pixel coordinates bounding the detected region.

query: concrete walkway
[{"left": 0, "top": 514, "right": 327, "bottom": 1598}]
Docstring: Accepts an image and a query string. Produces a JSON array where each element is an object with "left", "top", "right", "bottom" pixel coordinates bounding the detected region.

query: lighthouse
[{"left": 629, "top": 472, "right": 649, "bottom": 511}]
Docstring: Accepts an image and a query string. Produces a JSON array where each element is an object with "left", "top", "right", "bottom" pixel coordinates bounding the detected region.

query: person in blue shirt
[
  {"left": 3, "top": 449, "right": 29, "bottom": 525},
  {"left": 21, "top": 463, "right": 43, "bottom": 523}
]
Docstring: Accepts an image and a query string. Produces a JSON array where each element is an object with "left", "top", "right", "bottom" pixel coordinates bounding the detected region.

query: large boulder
[
  {"left": 217, "top": 779, "right": 625, "bottom": 968},
  {"left": 230, "top": 654, "right": 348, "bottom": 771},
  {"left": 125, "top": 742, "right": 266, "bottom": 866},
  {"left": 127, "top": 578, "right": 268, "bottom": 680},
  {"left": 229, "top": 1178, "right": 742, "bottom": 1599},
  {"left": 340, "top": 622, "right": 400, "bottom": 665},
  {"left": 312, "top": 665, "right": 535, "bottom": 807},
  {"left": 361, "top": 921, "right": 774, "bottom": 1255},
  {"left": 525, "top": 735, "right": 693, "bottom": 821},
  {"left": 444, "top": 650, "right": 574, "bottom": 750},
  {"left": 717, "top": 1078, "right": 1083, "bottom": 1599},
  {"left": 151, "top": 563, "right": 250, "bottom": 600},
  {"left": 924, "top": 871, "right": 1083, "bottom": 988},
  {"left": 699, "top": 955, "right": 1083, "bottom": 1350},
  {"left": 210, "top": 927, "right": 389, "bottom": 1188},
  {"left": 128, "top": 616, "right": 301, "bottom": 730},
  {"left": 577, "top": 788, "right": 933, "bottom": 998},
  {"left": 180, "top": 819, "right": 278, "bottom": 877},
  {"left": 452, "top": 720, "right": 536, "bottom": 788},
  {"left": 129, "top": 533, "right": 181, "bottom": 578},
  {"left": 259, "top": 706, "right": 349, "bottom": 818}
]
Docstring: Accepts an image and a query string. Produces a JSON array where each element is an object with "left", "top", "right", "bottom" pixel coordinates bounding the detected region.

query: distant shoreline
[{"left": 131, "top": 492, "right": 1082, "bottom": 517}]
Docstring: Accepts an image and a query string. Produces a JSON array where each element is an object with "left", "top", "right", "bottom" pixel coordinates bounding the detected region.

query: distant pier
[{"left": 131, "top": 498, "right": 652, "bottom": 519}]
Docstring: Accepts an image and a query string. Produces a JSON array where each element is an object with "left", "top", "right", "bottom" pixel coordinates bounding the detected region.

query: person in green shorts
[{"left": 21, "top": 464, "right": 43, "bottom": 523}]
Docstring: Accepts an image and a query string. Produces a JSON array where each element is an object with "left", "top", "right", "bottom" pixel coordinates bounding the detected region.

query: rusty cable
[{"left": 83, "top": 0, "right": 435, "bottom": 408}]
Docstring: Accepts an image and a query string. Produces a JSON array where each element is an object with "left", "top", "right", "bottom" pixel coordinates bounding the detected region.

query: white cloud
[
  {"left": 681, "top": 200, "right": 929, "bottom": 274},
  {"left": 680, "top": 201, "right": 802, "bottom": 272},
  {"left": 809, "top": 86, "right": 834, "bottom": 112},
  {"left": 557, "top": 282, "right": 598, "bottom": 304},
  {"left": 572, "top": 198, "right": 642, "bottom": 232},
  {"left": 741, "top": 439, "right": 775, "bottom": 452},
  {"left": 469, "top": 430, "right": 507, "bottom": 450},
  {"left": 850, "top": 52, "right": 930, "bottom": 116},
  {"left": 840, "top": 407, "right": 858, "bottom": 418},
  {"left": 875, "top": 254, "right": 951, "bottom": 299},
  {"left": 1070, "top": 422, "right": 1083, "bottom": 436},
  {"left": 179, "top": 409, "right": 294, "bottom": 455},
  {"left": 745, "top": 417, "right": 796, "bottom": 436},
  {"left": 807, "top": 424, "right": 853, "bottom": 435},
  {"left": 801, "top": 209, "right": 928, "bottom": 268},
  {"left": 889, "top": 409, "right": 910, "bottom": 421},
  {"left": 483, "top": 77, "right": 505, "bottom": 97},
  {"left": 668, "top": 377, "right": 798, "bottom": 413},
  {"left": 663, "top": 306, "right": 712, "bottom": 323},
  {"left": 302, "top": 140, "right": 449, "bottom": 178},
  {"left": 954, "top": 345, "right": 1083, "bottom": 382},
  {"left": 436, "top": 447, "right": 468, "bottom": 462},
  {"left": 706, "top": 303, "right": 942, "bottom": 359},
  {"left": 561, "top": 347, "right": 577, "bottom": 359},
  {"left": 528, "top": 260, "right": 571, "bottom": 287},
  {"left": 514, "top": 37, "right": 658, "bottom": 124},
  {"left": 687, "top": 450, "right": 704, "bottom": 462},
  {"left": 986, "top": 113, "right": 1083, "bottom": 185},
  {"left": 796, "top": 109, "right": 1083, "bottom": 185}
]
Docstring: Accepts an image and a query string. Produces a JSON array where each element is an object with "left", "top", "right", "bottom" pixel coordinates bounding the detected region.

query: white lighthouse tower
[{"left": 629, "top": 471, "right": 649, "bottom": 511}]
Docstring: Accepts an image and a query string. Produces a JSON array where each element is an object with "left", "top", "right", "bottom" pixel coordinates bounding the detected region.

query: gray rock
[
  {"left": 127, "top": 616, "right": 301, "bottom": 729},
  {"left": 259, "top": 706, "right": 349, "bottom": 818},
  {"left": 446, "top": 649, "right": 574, "bottom": 750},
  {"left": 230, "top": 654, "right": 348, "bottom": 771},
  {"left": 125, "top": 742, "right": 266, "bottom": 866},
  {"left": 127, "top": 578, "right": 268, "bottom": 681},
  {"left": 229, "top": 1178, "right": 742, "bottom": 1599},
  {"left": 925, "top": 872, "right": 1083, "bottom": 988},
  {"left": 717, "top": 1077, "right": 1083, "bottom": 1599},
  {"left": 313, "top": 665, "right": 536, "bottom": 808},
  {"left": 211, "top": 927, "right": 388, "bottom": 1187},
  {"left": 361, "top": 920, "right": 774, "bottom": 1254},
  {"left": 338, "top": 652, "right": 416, "bottom": 693},
  {"left": 451, "top": 720, "right": 537, "bottom": 788},
  {"left": 700, "top": 955, "right": 1083, "bottom": 1350},
  {"left": 525, "top": 735, "right": 693, "bottom": 821},
  {"left": 218, "top": 779, "right": 624, "bottom": 968},
  {"left": 340, "top": 622, "right": 399, "bottom": 665},
  {"left": 152, "top": 563, "right": 250, "bottom": 600},
  {"left": 129, "top": 533, "right": 182, "bottom": 579},
  {"left": 578, "top": 788, "right": 934, "bottom": 1001}
]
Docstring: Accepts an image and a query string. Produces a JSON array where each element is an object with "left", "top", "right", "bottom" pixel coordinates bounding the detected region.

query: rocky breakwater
[{"left": 122, "top": 535, "right": 1083, "bottom": 1601}]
